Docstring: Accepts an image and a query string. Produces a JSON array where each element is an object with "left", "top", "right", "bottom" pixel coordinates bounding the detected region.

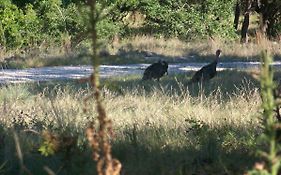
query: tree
[
  {"left": 238, "top": 0, "right": 281, "bottom": 41},
  {"left": 240, "top": 0, "right": 251, "bottom": 43},
  {"left": 234, "top": 0, "right": 241, "bottom": 30},
  {"left": 256, "top": 0, "right": 281, "bottom": 38}
]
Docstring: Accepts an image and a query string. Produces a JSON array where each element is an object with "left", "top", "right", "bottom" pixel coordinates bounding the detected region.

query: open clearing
[{"left": 1, "top": 61, "right": 281, "bottom": 83}]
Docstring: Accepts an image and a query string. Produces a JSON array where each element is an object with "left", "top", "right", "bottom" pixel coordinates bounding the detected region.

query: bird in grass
[
  {"left": 142, "top": 60, "right": 168, "bottom": 81},
  {"left": 188, "top": 49, "right": 222, "bottom": 84}
]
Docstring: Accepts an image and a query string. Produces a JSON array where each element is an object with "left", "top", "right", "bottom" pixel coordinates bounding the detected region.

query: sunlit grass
[
  {"left": 116, "top": 35, "right": 281, "bottom": 61},
  {"left": 0, "top": 70, "right": 265, "bottom": 174},
  {"left": 2, "top": 35, "right": 281, "bottom": 69}
]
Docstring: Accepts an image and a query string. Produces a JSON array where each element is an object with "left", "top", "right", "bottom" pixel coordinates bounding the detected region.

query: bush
[
  {"left": 121, "top": 0, "right": 237, "bottom": 40},
  {"left": 0, "top": 0, "right": 25, "bottom": 48},
  {"left": 0, "top": 0, "right": 250, "bottom": 50}
]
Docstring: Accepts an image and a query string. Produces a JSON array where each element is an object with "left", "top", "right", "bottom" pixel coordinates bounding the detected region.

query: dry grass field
[
  {"left": 0, "top": 35, "right": 280, "bottom": 174},
  {"left": 1, "top": 36, "right": 281, "bottom": 68},
  {"left": 0, "top": 69, "right": 268, "bottom": 175}
]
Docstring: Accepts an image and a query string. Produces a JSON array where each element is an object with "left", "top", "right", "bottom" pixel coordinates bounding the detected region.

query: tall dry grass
[
  {"left": 114, "top": 35, "right": 281, "bottom": 60},
  {"left": 2, "top": 34, "right": 281, "bottom": 69},
  {"left": 0, "top": 79, "right": 261, "bottom": 139},
  {"left": 104, "top": 87, "right": 260, "bottom": 130},
  {"left": 0, "top": 72, "right": 263, "bottom": 174}
]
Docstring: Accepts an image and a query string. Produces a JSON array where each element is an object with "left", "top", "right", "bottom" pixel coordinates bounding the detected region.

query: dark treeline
[
  {"left": 235, "top": 0, "right": 281, "bottom": 43},
  {"left": 0, "top": 0, "right": 280, "bottom": 50}
]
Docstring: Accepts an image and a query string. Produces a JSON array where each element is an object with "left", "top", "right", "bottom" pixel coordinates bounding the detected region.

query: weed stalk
[
  {"left": 86, "top": 1, "right": 121, "bottom": 175},
  {"left": 249, "top": 50, "right": 281, "bottom": 174}
]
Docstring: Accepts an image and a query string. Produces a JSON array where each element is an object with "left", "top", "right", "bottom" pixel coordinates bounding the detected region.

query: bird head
[
  {"left": 161, "top": 60, "right": 168, "bottom": 67},
  {"left": 216, "top": 49, "right": 222, "bottom": 58}
]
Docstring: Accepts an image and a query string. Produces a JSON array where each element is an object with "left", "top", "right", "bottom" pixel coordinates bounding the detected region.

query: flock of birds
[
  {"left": 142, "top": 49, "right": 281, "bottom": 136},
  {"left": 142, "top": 49, "right": 222, "bottom": 84}
]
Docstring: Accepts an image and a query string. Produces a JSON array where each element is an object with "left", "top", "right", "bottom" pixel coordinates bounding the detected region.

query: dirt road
[{"left": 1, "top": 62, "right": 281, "bottom": 83}]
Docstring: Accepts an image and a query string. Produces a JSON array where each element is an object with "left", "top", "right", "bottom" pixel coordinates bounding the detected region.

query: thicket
[
  {"left": 0, "top": 0, "right": 281, "bottom": 51},
  {"left": 113, "top": 0, "right": 237, "bottom": 39},
  {"left": 0, "top": 0, "right": 237, "bottom": 51}
]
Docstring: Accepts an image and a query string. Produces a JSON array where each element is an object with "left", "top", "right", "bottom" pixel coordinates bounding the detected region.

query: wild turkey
[
  {"left": 188, "top": 49, "right": 222, "bottom": 84},
  {"left": 142, "top": 60, "right": 168, "bottom": 81}
]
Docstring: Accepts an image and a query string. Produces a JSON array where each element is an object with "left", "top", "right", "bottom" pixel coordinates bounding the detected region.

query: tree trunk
[
  {"left": 259, "top": 13, "right": 268, "bottom": 36},
  {"left": 234, "top": 1, "right": 240, "bottom": 30},
  {"left": 240, "top": 0, "right": 251, "bottom": 43},
  {"left": 241, "top": 12, "right": 250, "bottom": 43}
]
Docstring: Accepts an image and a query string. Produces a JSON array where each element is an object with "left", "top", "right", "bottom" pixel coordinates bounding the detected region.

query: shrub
[
  {"left": 0, "top": 0, "right": 25, "bottom": 48},
  {"left": 127, "top": 0, "right": 237, "bottom": 40}
]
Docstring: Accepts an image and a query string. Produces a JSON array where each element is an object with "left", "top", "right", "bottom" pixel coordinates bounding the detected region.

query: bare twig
[
  {"left": 44, "top": 166, "right": 56, "bottom": 175},
  {"left": 13, "top": 132, "right": 33, "bottom": 175}
]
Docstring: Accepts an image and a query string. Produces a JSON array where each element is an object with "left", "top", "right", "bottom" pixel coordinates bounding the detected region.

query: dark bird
[
  {"left": 188, "top": 49, "right": 222, "bottom": 84},
  {"left": 142, "top": 60, "right": 168, "bottom": 81}
]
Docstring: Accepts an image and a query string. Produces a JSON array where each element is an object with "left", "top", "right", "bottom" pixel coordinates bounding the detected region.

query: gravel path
[{"left": 1, "top": 62, "right": 281, "bottom": 83}]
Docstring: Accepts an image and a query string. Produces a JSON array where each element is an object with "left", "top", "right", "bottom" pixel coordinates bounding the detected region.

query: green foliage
[
  {"left": 38, "top": 141, "right": 56, "bottom": 156},
  {"left": 36, "top": 0, "right": 64, "bottom": 36},
  {"left": 64, "top": 3, "right": 86, "bottom": 36},
  {"left": 5, "top": 0, "right": 281, "bottom": 51},
  {"left": 97, "top": 17, "right": 121, "bottom": 40},
  {"left": 0, "top": 1, "right": 25, "bottom": 48},
  {"left": 34, "top": 0, "right": 86, "bottom": 44},
  {"left": 0, "top": 0, "right": 267, "bottom": 51},
  {"left": 126, "top": 0, "right": 237, "bottom": 39},
  {"left": 0, "top": 0, "right": 124, "bottom": 50},
  {"left": 22, "top": 4, "right": 40, "bottom": 45},
  {"left": 4, "top": 0, "right": 281, "bottom": 51}
]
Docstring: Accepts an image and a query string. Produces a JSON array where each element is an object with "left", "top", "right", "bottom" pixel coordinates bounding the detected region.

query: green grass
[{"left": 0, "top": 70, "right": 269, "bottom": 174}]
